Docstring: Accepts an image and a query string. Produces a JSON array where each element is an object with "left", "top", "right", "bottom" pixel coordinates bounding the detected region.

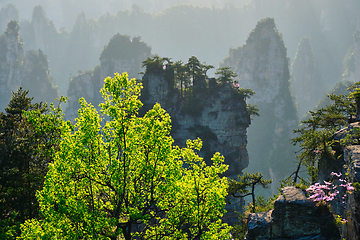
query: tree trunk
[{"left": 356, "top": 97, "right": 360, "bottom": 121}]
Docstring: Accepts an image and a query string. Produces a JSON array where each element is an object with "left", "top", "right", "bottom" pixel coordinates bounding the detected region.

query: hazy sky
[{"left": 1, "top": 0, "right": 249, "bottom": 30}]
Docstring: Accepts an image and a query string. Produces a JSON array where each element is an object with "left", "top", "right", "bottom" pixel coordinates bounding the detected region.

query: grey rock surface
[
  {"left": 340, "top": 145, "right": 360, "bottom": 240},
  {"left": 245, "top": 187, "right": 339, "bottom": 240},
  {"left": 221, "top": 18, "right": 298, "bottom": 185},
  {"left": 317, "top": 122, "right": 360, "bottom": 239},
  {"left": 0, "top": 21, "right": 58, "bottom": 110}
]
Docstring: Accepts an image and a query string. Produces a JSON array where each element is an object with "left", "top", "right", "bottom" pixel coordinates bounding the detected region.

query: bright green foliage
[
  {"left": 0, "top": 212, "right": 21, "bottom": 240},
  {"left": 20, "top": 73, "right": 231, "bottom": 239}
]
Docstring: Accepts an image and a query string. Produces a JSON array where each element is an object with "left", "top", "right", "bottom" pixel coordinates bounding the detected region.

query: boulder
[{"left": 245, "top": 186, "right": 340, "bottom": 240}]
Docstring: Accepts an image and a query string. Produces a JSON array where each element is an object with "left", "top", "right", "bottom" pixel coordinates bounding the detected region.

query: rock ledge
[{"left": 245, "top": 186, "right": 340, "bottom": 240}]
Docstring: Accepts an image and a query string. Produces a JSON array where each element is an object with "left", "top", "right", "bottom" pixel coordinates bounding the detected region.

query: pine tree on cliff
[
  {"left": 291, "top": 37, "right": 322, "bottom": 118},
  {"left": 186, "top": 56, "right": 202, "bottom": 89}
]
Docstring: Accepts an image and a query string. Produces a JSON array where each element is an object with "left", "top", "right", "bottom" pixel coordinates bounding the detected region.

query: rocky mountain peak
[
  {"left": 0, "top": 4, "right": 19, "bottom": 34},
  {"left": 65, "top": 34, "right": 151, "bottom": 119},
  {"left": 0, "top": 21, "right": 58, "bottom": 110},
  {"left": 99, "top": 34, "right": 151, "bottom": 83},
  {"left": 291, "top": 37, "right": 322, "bottom": 118},
  {"left": 238, "top": 18, "right": 288, "bottom": 105},
  {"left": 343, "top": 15, "right": 360, "bottom": 83},
  {"left": 223, "top": 17, "right": 298, "bottom": 186}
]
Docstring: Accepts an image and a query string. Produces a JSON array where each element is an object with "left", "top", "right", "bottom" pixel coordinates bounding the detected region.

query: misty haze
[{"left": 0, "top": 1, "right": 359, "bottom": 239}]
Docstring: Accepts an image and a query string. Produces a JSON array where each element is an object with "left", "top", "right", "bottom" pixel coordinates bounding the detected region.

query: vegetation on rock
[
  {"left": 291, "top": 81, "right": 360, "bottom": 182},
  {"left": 19, "top": 73, "right": 231, "bottom": 239}
]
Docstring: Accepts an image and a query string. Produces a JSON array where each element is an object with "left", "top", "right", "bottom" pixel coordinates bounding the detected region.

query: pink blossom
[
  {"left": 331, "top": 172, "right": 342, "bottom": 178},
  {"left": 324, "top": 181, "right": 331, "bottom": 185},
  {"left": 307, "top": 173, "right": 353, "bottom": 206}
]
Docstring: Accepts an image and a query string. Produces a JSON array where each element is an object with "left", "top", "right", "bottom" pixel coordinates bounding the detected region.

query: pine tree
[{"left": 0, "top": 88, "right": 62, "bottom": 224}]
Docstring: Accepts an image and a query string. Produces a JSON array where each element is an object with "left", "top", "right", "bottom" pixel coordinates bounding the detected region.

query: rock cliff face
[
  {"left": 0, "top": 21, "right": 58, "bottom": 110},
  {"left": 66, "top": 67, "right": 101, "bottom": 121},
  {"left": 67, "top": 56, "right": 250, "bottom": 179},
  {"left": 140, "top": 68, "right": 250, "bottom": 225},
  {"left": 291, "top": 38, "right": 323, "bottom": 118},
  {"left": 18, "top": 5, "right": 68, "bottom": 95},
  {"left": 318, "top": 122, "right": 360, "bottom": 240},
  {"left": 0, "top": 4, "right": 19, "bottom": 34},
  {"left": 0, "top": 20, "right": 23, "bottom": 95},
  {"left": 245, "top": 186, "right": 339, "bottom": 240},
  {"left": 343, "top": 15, "right": 360, "bottom": 83},
  {"left": 342, "top": 145, "right": 360, "bottom": 240},
  {"left": 20, "top": 6, "right": 59, "bottom": 54},
  {"left": 65, "top": 34, "right": 151, "bottom": 119},
  {"left": 141, "top": 71, "right": 250, "bottom": 178},
  {"left": 99, "top": 34, "right": 151, "bottom": 84},
  {"left": 222, "top": 18, "right": 298, "bottom": 185},
  {"left": 21, "top": 49, "right": 58, "bottom": 103}
]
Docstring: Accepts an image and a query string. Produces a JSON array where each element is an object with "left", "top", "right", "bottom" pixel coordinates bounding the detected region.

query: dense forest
[{"left": 1, "top": 1, "right": 360, "bottom": 239}]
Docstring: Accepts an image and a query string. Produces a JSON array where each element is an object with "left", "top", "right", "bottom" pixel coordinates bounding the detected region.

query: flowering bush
[
  {"left": 306, "top": 172, "right": 354, "bottom": 206},
  {"left": 306, "top": 181, "right": 340, "bottom": 205},
  {"left": 306, "top": 172, "right": 354, "bottom": 226}
]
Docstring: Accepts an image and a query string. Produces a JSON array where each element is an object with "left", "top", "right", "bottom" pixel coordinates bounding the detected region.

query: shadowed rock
[{"left": 245, "top": 186, "right": 339, "bottom": 240}]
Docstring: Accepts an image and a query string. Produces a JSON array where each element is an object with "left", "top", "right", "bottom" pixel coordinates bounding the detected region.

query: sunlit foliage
[{"left": 20, "top": 73, "right": 231, "bottom": 239}]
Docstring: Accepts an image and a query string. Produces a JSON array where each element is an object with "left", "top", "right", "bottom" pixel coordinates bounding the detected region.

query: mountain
[
  {"left": 222, "top": 18, "right": 298, "bottom": 187},
  {"left": 0, "top": 21, "right": 58, "bottom": 110}
]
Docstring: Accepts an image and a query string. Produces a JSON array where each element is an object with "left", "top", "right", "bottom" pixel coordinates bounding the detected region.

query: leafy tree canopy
[{"left": 20, "top": 72, "right": 231, "bottom": 239}]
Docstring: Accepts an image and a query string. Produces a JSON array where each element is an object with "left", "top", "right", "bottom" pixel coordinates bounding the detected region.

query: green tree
[
  {"left": 291, "top": 86, "right": 356, "bottom": 182},
  {"left": 227, "top": 172, "right": 272, "bottom": 213},
  {"left": 0, "top": 88, "right": 63, "bottom": 238},
  {"left": 227, "top": 172, "right": 273, "bottom": 240},
  {"left": 20, "top": 73, "right": 231, "bottom": 239},
  {"left": 185, "top": 56, "right": 202, "bottom": 88},
  {"left": 348, "top": 81, "right": 360, "bottom": 120},
  {"left": 215, "top": 67, "right": 238, "bottom": 85},
  {"left": 141, "top": 56, "right": 172, "bottom": 74},
  {"left": 200, "top": 63, "right": 214, "bottom": 80},
  {"left": 173, "top": 60, "right": 189, "bottom": 97}
]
